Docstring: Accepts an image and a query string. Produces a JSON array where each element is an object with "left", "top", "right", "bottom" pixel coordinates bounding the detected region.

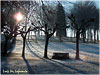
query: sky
[
  {"left": 49, "top": 0, "right": 99, "bottom": 39},
  {"left": 62, "top": 0, "right": 99, "bottom": 9},
  {"left": 43, "top": 0, "right": 99, "bottom": 8}
]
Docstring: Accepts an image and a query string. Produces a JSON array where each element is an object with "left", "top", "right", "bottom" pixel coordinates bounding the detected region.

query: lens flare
[{"left": 14, "top": 12, "right": 23, "bottom": 22}]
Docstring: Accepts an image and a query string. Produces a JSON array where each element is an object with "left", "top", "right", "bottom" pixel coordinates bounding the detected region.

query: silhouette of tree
[
  {"left": 68, "top": 14, "right": 94, "bottom": 59},
  {"left": 16, "top": 1, "right": 43, "bottom": 57},
  {"left": 56, "top": 2, "right": 66, "bottom": 41},
  {"left": 93, "top": 9, "right": 99, "bottom": 42},
  {"left": 1, "top": 1, "right": 43, "bottom": 57},
  {"left": 1, "top": 1, "right": 18, "bottom": 54},
  {"left": 40, "top": 0, "right": 57, "bottom": 58},
  {"left": 70, "top": 1, "right": 98, "bottom": 43}
]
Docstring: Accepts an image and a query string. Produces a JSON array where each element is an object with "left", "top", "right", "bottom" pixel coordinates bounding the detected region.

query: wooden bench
[{"left": 52, "top": 52, "right": 69, "bottom": 59}]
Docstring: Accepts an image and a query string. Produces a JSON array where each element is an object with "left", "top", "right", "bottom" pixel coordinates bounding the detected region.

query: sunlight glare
[{"left": 14, "top": 12, "right": 23, "bottom": 22}]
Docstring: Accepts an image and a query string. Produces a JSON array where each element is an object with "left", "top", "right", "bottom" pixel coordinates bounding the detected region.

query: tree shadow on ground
[
  {"left": 22, "top": 57, "right": 35, "bottom": 74},
  {"left": 49, "top": 58, "right": 99, "bottom": 74},
  {"left": 81, "top": 43, "right": 99, "bottom": 50},
  {"left": 47, "top": 59, "right": 88, "bottom": 74},
  {"left": 1, "top": 57, "right": 10, "bottom": 74},
  {"left": 26, "top": 40, "right": 42, "bottom": 58},
  {"left": 1, "top": 39, "right": 16, "bottom": 56},
  {"left": 1, "top": 39, "right": 16, "bottom": 74},
  {"left": 35, "top": 42, "right": 44, "bottom": 49},
  {"left": 42, "top": 59, "right": 74, "bottom": 74},
  {"left": 25, "top": 41, "right": 79, "bottom": 74},
  {"left": 85, "top": 61, "right": 99, "bottom": 66},
  {"left": 26, "top": 41, "right": 42, "bottom": 58},
  {"left": 8, "top": 43, "right": 16, "bottom": 54},
  {"left": 50, "top": 41, "right": 99, "bottom": 55},
  {"left": 25, "top": 39, "right": 98, "bottom": 74},
  {"left": 49, "top": 42, "right": 76, "bottom": 51},
  {"left": 27, "top": 39, "right": 44, "bottom": 51},
  {"left": 25, "top": 41, "right": 85, "bottom": 74}
]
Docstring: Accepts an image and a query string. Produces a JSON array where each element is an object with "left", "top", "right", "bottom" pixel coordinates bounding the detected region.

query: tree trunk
[
  {"left": 82, "top": 32, "right": 86, "bottom": 43},
  {"left": 59, "top": 35, "right": 62, "bottom": 42},
  {"left": 74, "top": 30, "right": 76, "bottom": 38},
  {"left": 90, "top": 29, "right": 92, "bottom": 42},
  {"left": 4, "top": 36, "right": 8, "bottom": 54},
  {"left": 97, "top": 30, "right": 99, "bottom": 42},
  {"left": 63, "top": 28, "right": 66, "bottom": 37},
  {"left": 22, "top": 36, "right": 26, "bottom": 57},
  {"left": 38, "top": 30, "right": 40, "bottom": 39},
  {"left": 75, "top": 30, "right": 80, "bottom": 59},
  {"left": 44, "top": 34, "right": 49, "bottom": 58},
  {"left": 94, "top": 29, "right": 96, "bottom": 43},
  {"left": 66, "top": 29, "right": 67, "bottom": 37},
  {"left": 87, "top": 29, "right": 89, "bottom": 42}
]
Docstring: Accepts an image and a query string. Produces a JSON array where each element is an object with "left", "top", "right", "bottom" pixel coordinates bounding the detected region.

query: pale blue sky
[{"left": 46, "top": 0, "right": 99, "bottom": 8}]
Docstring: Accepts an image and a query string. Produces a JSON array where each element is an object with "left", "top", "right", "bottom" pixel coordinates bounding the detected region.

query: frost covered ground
[{"left": 1, "top": 36, "right": 99, "bottom": 74}]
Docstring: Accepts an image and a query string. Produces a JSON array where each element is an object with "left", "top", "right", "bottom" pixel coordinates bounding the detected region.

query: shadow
[
  {"left": 35, "top": 42, "right": 44, "bottom": 49},
  {"left": 7, "top": 38, "right": 16, "bottom": 53},
  {"left": 1, "top": 39, "right": 16, "bottom": 56},
  {"left": 1, "top": 37, "right": 21, "bottom": 74},
  {"left": 79, "top": 43, "right": 99, "bottom": 55},
  {"left": 26, "top": 40, "right": 80, "bottom": 74},
  {"left": 1, "top": 39, "right": 16, "bottom": 74},
  {"left": 26, "top": 39, "right": 43, "bottom": 55},
  {"left": 25, "top": 38, "right": 99, "bottom": 74},
  {"left": 42, "top": 58, "right": 74, "bottom": 74},
  {"left": 8, "top": 42, "right": 16, "bottom": 54},
  {"left": 28, "top": 42, "right": 99, "bottom": 73},
  {"left": 47, "top": 59, "right": 88, "bottom": 74},
  {"left": 85, "top": 61, "right": 99, "bottom": 66},
  {"left": 26, "top": 40, "right": 42, "bottom": 58},
  {"left": 81, "top": 43, "right": 99, "bottom": 50},
  {"left": 50, "top": 41, "right": 99, "bottom": 55},
  {"left": 49, "top": 41, "right": 75, "bottom": 52},
  {"left": 1, "top": 57, "right": 10, "bottom": 74},
  {"left": 22, "top": 57, "right": 35, "bottom": 74}
]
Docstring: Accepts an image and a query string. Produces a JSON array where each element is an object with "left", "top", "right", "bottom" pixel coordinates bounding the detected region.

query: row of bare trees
[
  {"left": 69, "top": 1, "right": 99, "bottom": 43},
  {"left": 1, "top": 1, "right": 44, "bottom": 56},
  {"left": 1, "top": 1, "right": 99, "bottom": 59},
  {"left": 1, "top": 1, "right": 57, "bottom": 58},
  {"left": 68, "top": 1, "right": 99, "bottom": 59}
]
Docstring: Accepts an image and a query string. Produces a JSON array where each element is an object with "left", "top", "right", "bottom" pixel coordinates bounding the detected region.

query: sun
[{"left": 14, "top": 12, "right": 23, "bottom": 22}]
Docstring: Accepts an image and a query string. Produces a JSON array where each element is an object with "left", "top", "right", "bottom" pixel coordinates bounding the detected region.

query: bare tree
[
  {"left": 1, "top": 1, "right": 43, "bottom": 57},
  {"left": 70, "top": 1, "right": 98, "bottom": 43},
  {"left": 16, "top": 1, "right": 44, "bottom": 57},
  {"left": 1, "top": 1, "right": 19, "bottom": 54},
  {"left": 68, "top": 14, "right": 94, "bottom": 59},
  {"left": 38, "top": 0, "right": 57, "bottom": 58},
  {"left": 56, "top": 2, "right": 67, "bottom": 41}
]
